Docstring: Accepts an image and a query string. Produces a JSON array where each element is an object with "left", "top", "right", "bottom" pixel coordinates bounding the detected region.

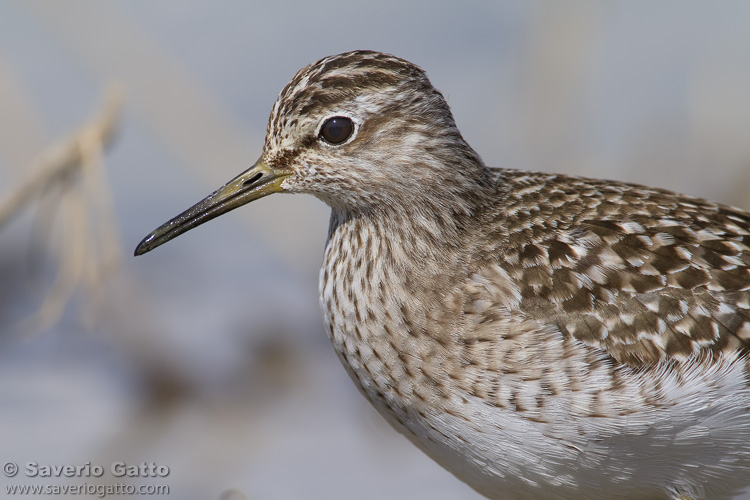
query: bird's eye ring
[{"left": 319, "top": 116, "right": 354, "bottom": 145}]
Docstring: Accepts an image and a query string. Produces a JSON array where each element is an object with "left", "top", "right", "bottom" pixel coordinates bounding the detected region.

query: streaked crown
[{"left": 263, "top": 50, "right": 486, "bottom": 211}]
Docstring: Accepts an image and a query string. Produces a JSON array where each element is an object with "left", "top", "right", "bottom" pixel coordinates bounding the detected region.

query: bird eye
[{"left": 319, "top": 116, "right": 354, "bottom": 145}]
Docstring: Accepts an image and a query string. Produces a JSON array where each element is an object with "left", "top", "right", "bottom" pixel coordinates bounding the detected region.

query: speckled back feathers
[{"left": 485, "top": 169, "right": 750, "bottom": 367}]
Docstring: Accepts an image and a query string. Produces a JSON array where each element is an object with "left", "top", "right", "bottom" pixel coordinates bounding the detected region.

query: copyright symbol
[{"left": 3, "top": 462, "right": 18, "bottom": 477}]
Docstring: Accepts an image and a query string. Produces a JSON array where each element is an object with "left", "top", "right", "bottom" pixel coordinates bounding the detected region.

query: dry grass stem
[{"left": 0, "top": 85, "right": 124, "bottom": 334}]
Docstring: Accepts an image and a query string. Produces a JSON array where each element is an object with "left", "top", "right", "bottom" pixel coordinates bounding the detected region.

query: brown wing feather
[{"left": 490, "top": 169, "right": 750, "bottom": 367}]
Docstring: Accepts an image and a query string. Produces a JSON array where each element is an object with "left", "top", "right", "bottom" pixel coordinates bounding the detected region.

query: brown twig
[
  {"left": 0, "top": 86, "right": 123, "bottom": 227},
  {"left": 0, "top": 85, "right": 124, "bottom": 334}
]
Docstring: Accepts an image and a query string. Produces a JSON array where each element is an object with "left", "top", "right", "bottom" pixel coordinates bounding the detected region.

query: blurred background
[{"left": 1, "top": 1, "right": 750, "bottom": 499}]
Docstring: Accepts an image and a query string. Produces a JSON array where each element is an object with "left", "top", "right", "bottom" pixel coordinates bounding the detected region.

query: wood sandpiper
[{"left": 135, "top": 51, "right": 750, "bottom": 500}]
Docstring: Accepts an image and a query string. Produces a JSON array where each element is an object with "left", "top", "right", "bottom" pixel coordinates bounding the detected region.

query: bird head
[{"left": 135, "top": 50, "right": 484, "bottom": 256}]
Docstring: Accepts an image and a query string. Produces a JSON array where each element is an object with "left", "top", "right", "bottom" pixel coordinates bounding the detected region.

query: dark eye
[{"left": 319, "top": 116, "right": 354, "bottom": 145}]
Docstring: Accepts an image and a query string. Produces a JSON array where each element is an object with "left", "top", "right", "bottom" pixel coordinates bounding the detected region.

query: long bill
[{"left": 134, "top": 158, "right": 289, "bottom": 256}]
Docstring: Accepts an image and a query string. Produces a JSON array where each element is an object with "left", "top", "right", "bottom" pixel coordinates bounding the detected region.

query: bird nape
[{"left": 135, "top": 50, "right": 750, "bottom": 500}]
